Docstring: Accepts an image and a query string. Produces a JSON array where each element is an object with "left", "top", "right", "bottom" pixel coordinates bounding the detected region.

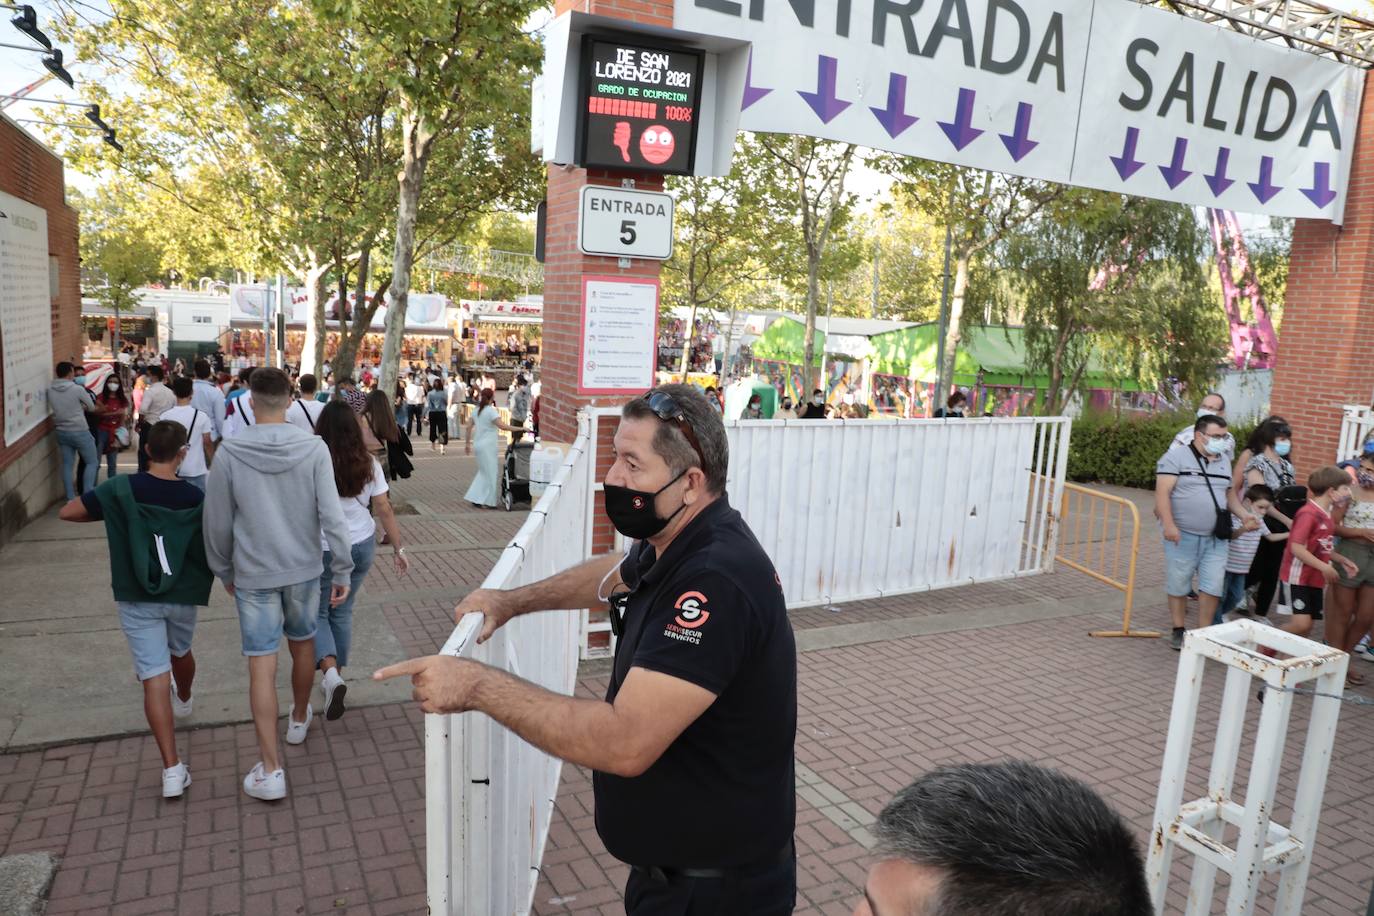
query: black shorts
[{"left": 1276, "top": 582, "right": 1324, "bottom": 620}]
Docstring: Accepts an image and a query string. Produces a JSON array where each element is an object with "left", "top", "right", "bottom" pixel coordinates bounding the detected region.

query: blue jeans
[
  {"left": 316, "top": 537, "right": 376, "bottom": 667},
  {"left": 233, "top": 581, "right": 318, "bottom": 656},
  {"left": 117, "top": 601, "right": 197, "bottom": 681},
  {"left": 57, "top": 428, "right": 98, "bottom": 500},
  {"left": 1214, "top": 571, "right": 1250, "bottom": 625},
  {"left": 1164, "top": 531, "right": 1227, "bottom": 598},
  {"left": 95, "top": 428, "right": 119, "bottom": 480}
]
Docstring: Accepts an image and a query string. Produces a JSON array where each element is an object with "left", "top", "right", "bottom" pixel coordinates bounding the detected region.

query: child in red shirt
[{"left": 1276, "top": 465, "right": 1359, "bottom": 640}]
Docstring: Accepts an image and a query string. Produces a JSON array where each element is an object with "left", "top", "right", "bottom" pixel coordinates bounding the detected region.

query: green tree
[
  {"left": 311, "top": 0, "right": 545, "bottom": 396},
  {"left": 755, "top": 136, "right": 859, "bottom": 379},
  {"left": 997, "top": 190, "right": 1225, "bottom": 414},
  {"left": 879, "top": 159, "right": 1062, "bottom": 395},
  {"left": 77, "top": 188, "right": 163, "bottom": 347}
]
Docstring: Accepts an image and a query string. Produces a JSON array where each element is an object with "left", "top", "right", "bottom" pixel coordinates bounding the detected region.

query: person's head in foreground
[{"left": 856, "top": 761, "right": 1151, "bottom": 916}]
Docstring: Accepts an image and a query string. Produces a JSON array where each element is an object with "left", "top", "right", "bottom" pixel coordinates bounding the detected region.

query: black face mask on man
[{"left": 603, "top": 469, "right": 688, "bottom": 540}]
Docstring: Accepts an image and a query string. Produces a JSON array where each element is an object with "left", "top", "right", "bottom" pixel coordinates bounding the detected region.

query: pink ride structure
[{"left": 1207, "top": 209, "right": 1279, "bottom": 370}]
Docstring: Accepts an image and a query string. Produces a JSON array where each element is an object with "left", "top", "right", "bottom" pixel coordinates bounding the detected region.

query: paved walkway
[{"left": 2, "top": 449, "right": 1372, "bottom": 915}]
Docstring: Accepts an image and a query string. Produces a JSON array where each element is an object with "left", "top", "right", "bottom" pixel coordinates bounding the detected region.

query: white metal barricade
[
  {"left": 1338, "top": 404, "right": 1374, "bottom": 461},
  {"left": 581, "top": 410, "right": 1070, "bottom": 631},
  {"left": 1147, "top": 620, "right": 1349, "bottom": 916},
  {"left": 425, "top": 413, "right": 591, "bottom": 916}
]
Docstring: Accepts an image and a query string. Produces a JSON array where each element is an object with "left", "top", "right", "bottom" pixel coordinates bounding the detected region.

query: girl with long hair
[
  {"left": 464, "top": 388, "right": 517, "bottom": 508},
  {"left": 95, "top": 374, "right": 130, "bottom": 482},
  {"left": 312, "top": 401, "right": 409, "bottom": 719},
  {"left": 426, "top": 378, "right": 449, "bottom": 453},
  {"left": 364, "top": 388, "right": 412, "bottom": 481}
]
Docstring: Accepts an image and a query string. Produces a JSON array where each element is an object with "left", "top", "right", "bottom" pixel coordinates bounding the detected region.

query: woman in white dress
[{"left": 464, "top": 388, "right": 517, "bottom": 508}]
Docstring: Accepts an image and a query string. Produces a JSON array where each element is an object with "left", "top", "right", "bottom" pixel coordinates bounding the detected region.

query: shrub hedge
[{"left": 1065, "top": 411, "right": 1258, "bottom": 490}]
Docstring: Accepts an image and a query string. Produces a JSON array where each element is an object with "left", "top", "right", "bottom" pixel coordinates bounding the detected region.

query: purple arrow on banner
[
  {"left": 1158, "top": 137, "right": 1192, "bottom": 189},
  {"left": 938, "top": 88, "right": 984, "bottom": 151},
  {"left": 1301, "top": 162, "right": 1337, "bottom": 208},
  {"left": 798, "top": 55, "right": 850, "bottom": 124},
  {"left": 1248, "top": 156, "right": 1283, "bottom": 204},
  {"left": 1109, "top": 127, "right": 1144, "bottom": 181},
  {"left": 999, "top": 102, "right": 1038, "bottom": 162},
  {"left": 1204, "top": 148, "right": 1234, "bottom": 196},
  {"left": 869, "top": 72, "right": 918, "bottom": 139},
  {"left": 741, "top": 51, "right": 771, "bottom": 111}
]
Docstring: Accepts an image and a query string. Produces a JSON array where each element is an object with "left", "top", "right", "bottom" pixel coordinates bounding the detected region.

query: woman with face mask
[
  {"left": 95, "top": 374, "right": 131, "bottom": 482},
  {"left": 1243, "top": 417, "right": 1300, "bottom": 618},
  {"left": 1331, "top": 442, "right": 1374, "bottom": 685}
]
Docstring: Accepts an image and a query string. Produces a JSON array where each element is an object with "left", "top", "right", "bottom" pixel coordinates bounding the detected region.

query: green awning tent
[{"left": 749, "top": 316, "right": 1143, "bottom": 392}]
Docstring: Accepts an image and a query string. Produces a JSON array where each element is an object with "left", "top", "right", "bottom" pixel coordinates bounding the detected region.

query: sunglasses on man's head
[{"left": 644, "top": 390, "right": 707, "bottom": 470}]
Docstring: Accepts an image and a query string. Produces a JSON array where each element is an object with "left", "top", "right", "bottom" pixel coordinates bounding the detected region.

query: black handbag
[{"left": 1193, "top": 448, "right": 1234, "bottom": 540}]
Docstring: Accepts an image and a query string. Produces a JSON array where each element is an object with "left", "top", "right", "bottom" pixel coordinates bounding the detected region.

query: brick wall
[
  {"left": 0, "top": 116, "right": 82, "bottom": 545},
  {"left": 1272, "top": 69, "right": 1374, "bottom": 477},
  {"left": 540, "top": 0, "right": 675, "bottom": 445}
]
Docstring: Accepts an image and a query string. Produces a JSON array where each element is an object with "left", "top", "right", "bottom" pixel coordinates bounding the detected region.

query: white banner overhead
[{"left": 675, "top": 0, "right": 1365, "bottom": 222}]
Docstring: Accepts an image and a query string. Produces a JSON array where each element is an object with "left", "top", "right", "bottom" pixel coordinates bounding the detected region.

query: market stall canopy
[
  {"left": 751, "top": 315, "right": 1144, "bottom": 391},
  {"left": 80, "top": 300, "right": 158, "bottom": 320},
  {"left": 462, "top": 299, "right": 543, "bottom": 324}
]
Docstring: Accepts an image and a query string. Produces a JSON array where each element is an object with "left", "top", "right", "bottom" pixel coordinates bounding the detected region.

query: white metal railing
[
  {"left": 425, "top": 412, "right": 591, "bottom": 916},
  {"left": 582, "top": 410, "right": 1071, "bottom": 622},
  {"left": 1338, "top": 404, "right": 1373, "bottom": 461}
]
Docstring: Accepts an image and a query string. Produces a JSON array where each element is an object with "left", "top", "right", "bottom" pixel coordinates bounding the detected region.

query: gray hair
[
  {"left": 622, "top": 383, "right": 728, "bottom": 494},
  {"left": 874, "top": 761, "right": 1151, "bottom": 916}
]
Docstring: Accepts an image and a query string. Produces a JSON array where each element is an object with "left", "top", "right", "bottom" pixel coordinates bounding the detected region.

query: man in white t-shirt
[
  {"left": 1172, "top": 392, "right": 1234, "bottom": 463},
  {"left": 286, "top": 374, "right": 327, "bottom": 434},
  {"left": 404, "top": 373, "right": 426, "bottom": 436},
  {"left": 163, "top": 377, "right": 217, "bottom": 491},
  {"left": 221, "top": 392, "right": 257, "bottom": 439}
]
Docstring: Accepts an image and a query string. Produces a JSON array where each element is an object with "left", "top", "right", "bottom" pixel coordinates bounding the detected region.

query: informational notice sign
[
  {"left": 579, "top": 186, "right": 675, "bottom": 260},
  {"left": 578, "top": 276, "right": 659, "bottom": 394},
  {"left": 676, "top": 0, "right": 1364, "bottom": 221},
  {"left": 0, "top": 191, "right": 54, "bottom": 446},
  {"left": 578, "top": 36, "right": 704, "bottom": 175}
]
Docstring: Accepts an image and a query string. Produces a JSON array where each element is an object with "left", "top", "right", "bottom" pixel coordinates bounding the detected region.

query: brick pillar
[
  {"left": 539, "top": 0, "right": 675, "bottom": 447},
  {"left": 1272, "top": 69, "right": 1374, "bottom": 475}
]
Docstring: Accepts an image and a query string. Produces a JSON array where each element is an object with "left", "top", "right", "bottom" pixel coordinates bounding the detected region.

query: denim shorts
[
  {"left": 117, "top": 602, "right": 197, "bottom": 681},
  {"left": 1163, "top": 531, "right": 1227, "bottom": 597},
  {"left": 234, "top": 581, "right": 319, "bottom": 656}
]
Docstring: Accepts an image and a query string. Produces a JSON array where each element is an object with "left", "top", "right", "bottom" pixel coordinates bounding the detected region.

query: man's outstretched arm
[{"left": 455, "top": 552, "right": 624, "bottom": 643}]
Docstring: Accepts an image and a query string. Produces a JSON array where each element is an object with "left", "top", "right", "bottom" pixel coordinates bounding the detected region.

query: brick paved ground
[{"left": 3, "top": 448, "right": 1372, "bottom": 915}]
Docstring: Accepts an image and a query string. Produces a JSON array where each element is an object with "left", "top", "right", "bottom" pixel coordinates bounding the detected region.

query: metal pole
[
  {"left": 261, "top": 283, "right": 272, "bottom": 367},
  {"left": 933, "top": 202, "right": 954, "bottom": 411},
  {"left": 276, "top": 274, "right": 286, "bottom": 369}
]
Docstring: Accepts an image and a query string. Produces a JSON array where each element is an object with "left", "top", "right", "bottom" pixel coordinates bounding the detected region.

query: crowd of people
[
  {"left": 44, "top": 350, "right": 545, "bottom": 802},
  {"left": 1156, "top": 393, "right": 1374, "bottom": 682}
]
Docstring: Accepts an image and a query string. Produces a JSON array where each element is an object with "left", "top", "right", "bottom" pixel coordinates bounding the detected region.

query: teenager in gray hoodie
[
  {"left": 203, "top": 367, "right": 353, "bottom": 802},
  {"left": 49, "top": 361, "right": 101, "bottom": 500}
]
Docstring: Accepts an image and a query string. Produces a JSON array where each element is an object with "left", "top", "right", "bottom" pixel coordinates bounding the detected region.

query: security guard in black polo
[{"left": 377, "top": 384, "right": 798, "bottom": 914}]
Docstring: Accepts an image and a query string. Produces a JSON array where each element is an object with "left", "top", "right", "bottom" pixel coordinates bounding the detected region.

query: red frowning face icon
[{"left": 639, "top": 125, "right": 676, "bottom": 165}]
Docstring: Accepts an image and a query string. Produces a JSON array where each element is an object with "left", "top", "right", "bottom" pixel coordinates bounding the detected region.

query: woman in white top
[
  {"left": 312, "top": 402, "right": 410, "bottom": 719},
  {"left": 1332, "top": 446, "right": 1374, "bottom": 686},
  {"left": 464, "top": 388, "right": 517, "bottom": 508}
]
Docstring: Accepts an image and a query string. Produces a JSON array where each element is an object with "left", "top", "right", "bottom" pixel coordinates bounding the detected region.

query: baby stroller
[{"left": 501, "top": 437, "right": 536, "bottom": 511}]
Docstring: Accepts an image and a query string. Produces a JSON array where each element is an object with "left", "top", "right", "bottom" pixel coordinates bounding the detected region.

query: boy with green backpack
[{"left": 59, "top": 420, "right": 212, "bottom": 799}]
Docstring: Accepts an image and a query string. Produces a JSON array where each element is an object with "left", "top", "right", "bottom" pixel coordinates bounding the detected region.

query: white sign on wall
[
  {"left": 579, "top": 276, "right": 659, "bottom": 394},
  {"left": 676, "top": 0, "right": 1364, "bottom": 221},
  {"left": 0, "top": 191, "right": 54, "bottom": 446},
  {"left": 579, "top": 186, "right": 675, "bottom": 260}
]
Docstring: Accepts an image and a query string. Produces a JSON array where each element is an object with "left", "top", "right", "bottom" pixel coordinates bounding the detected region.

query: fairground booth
[
  {"left": 748, "top": 314, "right": 1156, "bottom": 417},
  {"left": 225, "top": 284, "right": 458, "bottom": 367},
  {"left": 458, "top": 299, "right": 541, "bottom": 386}
]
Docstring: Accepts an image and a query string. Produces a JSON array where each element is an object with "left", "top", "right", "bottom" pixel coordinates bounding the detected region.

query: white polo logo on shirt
[{"left": 673, "top": 591, "right": 710, "bottom": 629}]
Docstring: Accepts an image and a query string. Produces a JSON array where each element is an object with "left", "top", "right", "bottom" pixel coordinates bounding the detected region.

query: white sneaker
[
  {"left": 170, "top": 678, "right": 192, "bottom": 718},
  {"left": 285, "top": 703, "right": 313, "bottom": 745},
  {"left": 242, "top": 762, "right": 286, "bottom": 801},
  {"left": 1356, "top": 636, "right": 1374, "bottom": 663},
  {"left": 162, "top": 762, "right": 191, "bottom": 799},
  {"left": 322, "top": 669, "right": 348, "bottom": 721}
]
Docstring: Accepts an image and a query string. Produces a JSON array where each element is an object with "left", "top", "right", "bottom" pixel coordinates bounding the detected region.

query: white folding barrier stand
[{"left": 1147, "top": 620, "right": 1349, "bottom": 916}]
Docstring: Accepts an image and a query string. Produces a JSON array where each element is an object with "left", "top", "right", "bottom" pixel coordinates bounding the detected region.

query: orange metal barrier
[{"left": 1053, "top": 482, "right": 1156, "bottom": 638}]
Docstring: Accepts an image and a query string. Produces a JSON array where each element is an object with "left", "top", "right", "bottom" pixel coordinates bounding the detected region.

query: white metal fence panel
[
  {"left": 1338, "top": 405, "right": 1373, "bottom": 461},
  {"left": 426, "top": 414, "right": 591, "bottom": 916},
  {"left": 724, "top": 417, "right": 1070, "bottom": 607}
]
